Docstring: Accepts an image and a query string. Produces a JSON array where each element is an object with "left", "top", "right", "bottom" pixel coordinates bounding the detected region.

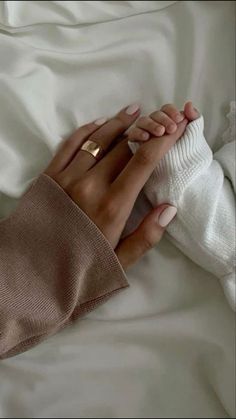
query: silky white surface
[{"left": 0, "top": 1, "right": 235, "bottom": 418}]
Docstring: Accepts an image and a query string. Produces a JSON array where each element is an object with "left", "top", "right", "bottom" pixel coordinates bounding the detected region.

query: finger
[
  {"left": 93, "top": 137, "right": 132, "bottom": 183},
  {"left": 116, "top": 205, "right": 177, "bottom": 269},
  {"left": 150, "top": 110, "right": 177, "bottom": 134},
  {"left": 135, "top": 116, "right": 165, "bottom": 138},
  {"left": 184, "top": 101, "right": 200, "bottom": 121},
  {"left": 128, "top": 126, "right": 150, "bottom": 142},
  {"left": 44, "top": 119, "right": 107, "bottom": 176},
  {"left": 161, "top": 103, "right": 185, "bottom": 124},
  {"left": 112, "top": 118, "right": 188, "bottom": 204},
  {"left": 63, "top": 103, "right": 140, "bottom": 177}
]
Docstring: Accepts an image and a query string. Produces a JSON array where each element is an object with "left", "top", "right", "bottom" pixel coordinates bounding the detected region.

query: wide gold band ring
[{"left": 80, "top": 140, "right": 104, "bottom": 160}]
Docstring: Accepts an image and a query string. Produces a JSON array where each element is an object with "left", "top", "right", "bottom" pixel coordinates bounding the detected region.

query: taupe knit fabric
[{"left": 0, "top": 174, "right": 129, "bottom": 359}]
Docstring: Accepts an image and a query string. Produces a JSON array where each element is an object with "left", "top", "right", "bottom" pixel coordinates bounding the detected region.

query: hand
[
  {"left": 128, "top": 101, "right": 200, "bottom": 142},
  {"left": 45, "top": 104, "right": 183, "bottom": 269}
]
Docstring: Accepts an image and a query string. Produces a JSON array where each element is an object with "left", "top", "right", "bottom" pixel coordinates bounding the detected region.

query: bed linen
[{"left": 0, "top": 1, "right": 235, "bottom": 417}]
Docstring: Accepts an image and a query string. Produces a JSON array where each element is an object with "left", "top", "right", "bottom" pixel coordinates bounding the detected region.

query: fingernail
[
  {"left": 94, "top": 117, "right": 107, "bottom": 126},
  {"left": 158, "top": 206, "right": 177, "bottom": 227},
  {"left": 142, "top": 132, "right": 150, "bottom": 140},
  {"left": 126, "top": 103, "right": 140, "bottom": 115}
]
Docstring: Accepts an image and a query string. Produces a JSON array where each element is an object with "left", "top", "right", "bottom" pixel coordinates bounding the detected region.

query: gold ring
[{"left": 81, "top": 140, "right": 104, "bottom": 160}]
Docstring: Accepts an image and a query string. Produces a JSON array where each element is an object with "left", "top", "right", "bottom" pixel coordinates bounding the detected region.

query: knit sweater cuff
[
  {"left": 155, "top": 116, "right": 212, "bottom": 180},
  {"left": 0, "top": 174, "right": 128, "bottom": 359},
  {"left": 18, "top": 173, "right": 129, "bottom": 302}
]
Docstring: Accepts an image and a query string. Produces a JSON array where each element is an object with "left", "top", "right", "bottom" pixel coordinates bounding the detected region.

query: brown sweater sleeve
[{"left": 0, "top": 174, "right": 129, "bottom": 359}]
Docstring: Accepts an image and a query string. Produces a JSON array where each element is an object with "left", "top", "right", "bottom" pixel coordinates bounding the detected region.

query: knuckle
[
  {"left": 127, "top": 129, "right": 135, "bottom": 138},
  {"left": 135, "top": 146, "right": 154, "bottom": 166},
  {"left": 129, "top": 127, "right": 138, "bottom": 138},
  {"left": 148, "top": 121, "right": 157, "bottom": 131},
  {"left": 149, "top": 111, "right": 155, "bottom": 119},
  {"left": 173, "top": 111, "right": 180, "bottom": 119},
  {"left": 76, "top": 177, "right": 95, "bottom": 200},
  {"left": 138, "top": 116, "right": 148, "bottom": 125},
  {"left": 101, "top": 196, "right": 119, "bottom": 220},
  {"left": 54, "top": 172, "right": 71, "bottom": 189},
  {"left": 88, "top": 130, "right": 102, "bottom": 143},
  {"left": 161, "top": 103, "right": 174, "bottom": 111},
  {"left": 141, "top": 232, "right": 155, "bottom": 251},
  {"left": 81, "top": 122, "right": 97, "bottom": 136},
  {"left": 135, "top": 126, "right": 142, "bottom": 134},
  {"left": 138, "top": 128, "right": 147, "bottom": 139},
  {"left": 150, "top": 110, "right": 161, "bottom": 120},
  {"left": 158, "top": 112, "right": 172, "bottom": 124}
]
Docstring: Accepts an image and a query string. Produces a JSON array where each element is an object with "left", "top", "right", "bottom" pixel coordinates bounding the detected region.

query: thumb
[
  {"left": 183, "top": 101, "right": 200, "bottom": 121},
  {"left": 115, "top": 204, "right": 177, "bottom": 270}
]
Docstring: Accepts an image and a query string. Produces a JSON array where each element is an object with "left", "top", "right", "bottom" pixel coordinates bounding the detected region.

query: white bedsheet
[{"left": 0, "top": 1, "right": 235, "bottom": 417}]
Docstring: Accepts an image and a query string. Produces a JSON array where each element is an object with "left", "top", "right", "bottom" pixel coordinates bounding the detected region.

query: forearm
[{"left": 0, "top": 174, "right": 128, "bottom": 359}]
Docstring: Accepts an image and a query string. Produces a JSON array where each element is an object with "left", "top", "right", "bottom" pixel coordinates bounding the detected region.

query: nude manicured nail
[
  {"left": 94, "top": 117, "right": 107, "bottom": 126},
  {"left": 158, "top": 206, "right": 177, "bottom": 227},
  {"left": 126, "top": 103, "right": 140, "bottom": 115}
]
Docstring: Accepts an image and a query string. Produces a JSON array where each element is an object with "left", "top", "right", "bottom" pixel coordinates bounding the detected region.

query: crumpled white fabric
[
  {"left": 0, "top": 1, "right": 235, "bottom": 418},
  {"left": 222, "top": 101, "right": 236, "bottom": 145},
  {"left": 0, "top": 1, "right": 177, "bottom": 26}
]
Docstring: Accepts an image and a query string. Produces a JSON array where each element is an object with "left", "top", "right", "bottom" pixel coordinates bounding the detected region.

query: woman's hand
[{"left": 45, "top": 104, "right": 187, "bottom": 269}]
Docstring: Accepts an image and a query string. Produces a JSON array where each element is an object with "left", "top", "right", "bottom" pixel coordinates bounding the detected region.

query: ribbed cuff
[
  {"left": 155, "top": 117, "right": 212, "bottom": 179},
  {"left": 129, "top": 116, "right": 213, "bottom": 200},
  {"left": 31, "top": 174, "right": 129, "bottom": 302},
  {"left": 0, "top": 174, "right": 129, "bottom": 358}
]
